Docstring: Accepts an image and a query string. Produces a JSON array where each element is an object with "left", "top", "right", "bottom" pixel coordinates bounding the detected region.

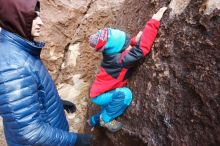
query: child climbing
[{"left": 88, "top": 7, "right": 168, "bottom": 132}]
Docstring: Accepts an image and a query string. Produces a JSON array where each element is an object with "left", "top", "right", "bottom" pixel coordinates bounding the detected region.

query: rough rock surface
[
  {"left": 39, "top": 0, "right": 126, "bottom": 134},
  {"left": 86, "top": 0, "right": 220, "bottom": 146},
  {"left": 37, "top": 0, "right": 126, "bottom": 133}
]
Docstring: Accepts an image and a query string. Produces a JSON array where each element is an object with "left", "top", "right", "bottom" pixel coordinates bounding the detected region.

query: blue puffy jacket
[{"left": 0, "top": 29, "right": 77, "bottom": 146}]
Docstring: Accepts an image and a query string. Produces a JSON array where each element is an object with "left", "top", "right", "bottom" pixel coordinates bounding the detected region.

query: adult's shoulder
[{"left": 0, "top": 41, "right": 32, "bottom": 68}]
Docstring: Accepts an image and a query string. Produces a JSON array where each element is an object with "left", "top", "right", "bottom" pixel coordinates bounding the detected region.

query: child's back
[{"left": 90, "top": 19, "right": 160, "bottom": 98}]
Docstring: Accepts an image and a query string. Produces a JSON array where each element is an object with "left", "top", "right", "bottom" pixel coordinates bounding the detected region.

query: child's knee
[{"left": 116, "top": 87, "right": 132, "bottom": 105}]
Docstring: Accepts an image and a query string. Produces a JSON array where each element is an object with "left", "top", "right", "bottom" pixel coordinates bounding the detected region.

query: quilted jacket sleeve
[
  {"left": 118, "top": 19, "right": 160, "bottom": 68},
  {"left": 0, "top": 66, "right": 77, "bottom": 146}
]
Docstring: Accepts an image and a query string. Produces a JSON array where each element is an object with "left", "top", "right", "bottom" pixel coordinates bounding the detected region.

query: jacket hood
[{"left": 0, "top": 0, "right": 40, "bottom": 41}]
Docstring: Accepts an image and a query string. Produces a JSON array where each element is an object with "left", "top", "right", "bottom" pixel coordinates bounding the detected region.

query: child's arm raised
[
  {"left": 140, "top": 7, "right": 167, "bottom": 56},
  {"left": 118, "top": 7, "right": 167, "bottom": 68}
]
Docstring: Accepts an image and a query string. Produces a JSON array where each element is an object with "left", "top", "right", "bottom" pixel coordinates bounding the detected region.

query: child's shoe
[{"left": 100, "top": 118, "right": 123, "bottom": 133}]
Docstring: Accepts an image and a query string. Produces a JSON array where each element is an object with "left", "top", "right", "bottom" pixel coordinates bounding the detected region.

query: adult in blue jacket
[{"left": 0, "top": 0, "right": 92, "bottom": 145}]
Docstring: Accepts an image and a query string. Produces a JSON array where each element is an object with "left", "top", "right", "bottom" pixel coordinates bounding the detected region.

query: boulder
[{"left": 86, "top": 0, "right": 220, "bottom": 146}]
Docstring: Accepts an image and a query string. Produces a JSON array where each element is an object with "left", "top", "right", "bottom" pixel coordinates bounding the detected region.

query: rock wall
[{"left": 86, "top": 0, "right": 220, "bottom": 146}]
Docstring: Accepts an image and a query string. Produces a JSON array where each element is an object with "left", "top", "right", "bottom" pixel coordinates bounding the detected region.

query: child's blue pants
[{"left": 89, "top": 87, "right": 132, "bottom": 126}]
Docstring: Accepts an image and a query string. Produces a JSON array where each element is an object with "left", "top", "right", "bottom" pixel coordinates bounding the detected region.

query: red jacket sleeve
[
  {"left": 139, "top": 19, "right": 160, "bottom": 56},
  {"left": 117, "top": 19, "right": 160, "bottom": 68}
]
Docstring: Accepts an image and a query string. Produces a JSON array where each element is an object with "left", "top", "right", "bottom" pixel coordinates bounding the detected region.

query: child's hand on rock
[
  {"left": 152, "top": 7, "right": 167, "bottom": 21},
  {"left": 135, "top": 31, "right": 143, "bottom": 42}
]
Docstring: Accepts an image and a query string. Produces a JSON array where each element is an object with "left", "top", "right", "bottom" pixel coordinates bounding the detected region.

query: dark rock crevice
[{"left": 54, "top": 43, "right": 70, "bottom": 83}]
